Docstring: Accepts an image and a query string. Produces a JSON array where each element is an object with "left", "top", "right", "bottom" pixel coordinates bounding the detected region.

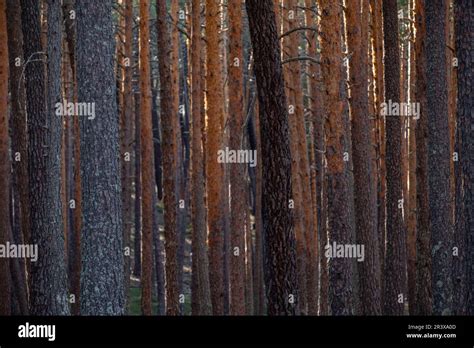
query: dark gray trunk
[
  {"left": 76, "top": 0, "right": 125, "bottom": 315},
  {"left": 21, "top": 0, "right": 70, "bottom": 315},
  {"left": 382, "top": 0, "right": 407, "bottom": 315},
  {"left": 426, "top": 0, "right": 452, "bottom": 315},
  {"left": 454, "top": 0, "right": 473, "bottom": 315},
  {"left": 246, "top": 0, "right": 298, "bottom": 315}
]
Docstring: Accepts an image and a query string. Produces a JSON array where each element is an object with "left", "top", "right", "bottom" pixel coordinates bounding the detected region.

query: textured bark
[
  {"left": 205, "top": 0, "right": 225, "bottom": 315},
  {"left": 370, "top": 0, "right": 386, "bottom": 285},
  {"left": 156, "top": 0, "right": 180, "bottom": 315},
  {"left": 190, "top": 0, "right": 212, "bottom": 316},
  {"left": 253, "top": 108, "right": 265, "bottom": 315},
  {"left": 21, "top": 0, "right": 70, "bottom": 315},
  {"left": 305, "top": 0, "right": 325, "bottom": 316},
  {"left": 76, "top": 0, "right": 124, "bottom": 315},
  {"left": 346, "top": 0, "right": 381, "bottom": 315},
  {"left": 413, "top": 0, "right": 432, "bottom": 315},
  {"left": 407, "top": 0, "right": 417, "bottom": 315},
  {"left": 426, "top": 0, "right": 453, "bottom": 315},
  {"left": 228, "top": 0, "right": 246, "bottom": 315},
  {"left": 170, "top": 2, "right": 186, "bottom": 312},
  {"left": 289, "top": 0, "right": 318, "bottom": 315},
  {"left": 246, "top": 0, "right": 298, "bottom": 315},
  {"left": 282, "top": 0, "right": 306, "bottom": 314},
  {"left": 382, "top": 0, "right": 406, "bottom": 315},
  {"left": 454, "top": 0, "right": 473, "bottom": 315},
  {"left": 134, "top": 93, "right": 142, "bottom": 280},
  {"left": 138, "top": 0, "right": 153, "bottom": 316},
  {"left": 119, "top": 0, "right": 134, "bottom": 312},
  {"left": 244, "top": 206, "right": 254, "bottom": 315},
  {"left": 6, "top": 0, "right": 29, "bottom": 315},
  {"left": 319, "top": 0, "right": 354, "bottom": 315},
  {"left": 0, "top": 0, "right": 11, "bottom": 316}
]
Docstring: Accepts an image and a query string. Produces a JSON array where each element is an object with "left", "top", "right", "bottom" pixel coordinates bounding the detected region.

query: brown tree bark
[
  {"left": 319, "top": 0, "right": 354, "bottom": 315},
  {"left": 156, "top": 0, "right": 180, "bottom": 315},
  {"left": 282, "top": 0, "right": 306, "bottom": 314},
  {"left": 305, "top": 0, "right": 325, "bottom": 315},
  {"left": 370, "top": 0, "right": 386, "bottom": 284},
  {"left": 346, "top": 0, "right": 381, "bottom": 315},
  {"left": 228, "top": 0, "right": 246, "bottom": 315},
  {"left": 288, "top": 0, "right": 318, "bottom": 315},
  {"left": 138, "top": 0, "right": 153, "bottom": 315},
  {"left": 190, "top": 0, "right": 212, "bottom": 316},
  {"left": 205, "top": 0, "right": 225, "bottom": 315}
]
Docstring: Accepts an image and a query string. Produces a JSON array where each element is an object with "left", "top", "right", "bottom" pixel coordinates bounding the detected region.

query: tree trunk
[
  {"left": 120, "top": 0, "right": 134, "bottom": 313},
  {"left": 138, "top": 0, "right": 153, "bottom": 316},
  {"left": 205, "top": 0, "right": 225, "bottom": 315},
  {"left": 413, "top": 0, "right": 432, "bottom": 315},
  {"left": 319, "top": 0, "right": 354, "bottom": 315},
  {"left": 21, "top": 0, "right": 70, "bottom": 315},
  {"left": 76, "top": 0, "right": 124, "bottom": 315},
  {"left": 228, "top": 0, "right": 246, "bottom": 315},
  {"left": 382, "top": 0, "right": 406, "bottom": 315},
  {"left": 370, "top": 0, "right": 386, "bottom": 287},
  {"left": 282, "top": 0, "right": 306, "bottom": 315},
  {"left": 454, "top": 0, "right": 473, "bottom": 315},
  {"left": 246, "top": 0, "right": 298, "bottom": 315},
  {"left": 190, "top": 0, "right": 212, "bottom": 316},
  {"left": 156, "top": 0, "right": 180, "bottom": 315},
  {"left": 0, "top": 0, "right": 12, "bottom": 316},
  {"left": 346, "top": 0, "right": 381, "bottom": 315},
  {"left": 425, "top": 0, "right": 453, "bottom": 315},
  {"left": 6, "top": 0, "right": 29, "bottom": 315}
]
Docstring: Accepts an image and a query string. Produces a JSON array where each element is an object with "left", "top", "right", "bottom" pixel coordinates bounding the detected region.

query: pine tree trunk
[
  {"left": 425, "top": 0, "right": 453, "bottom": 315},
  {"left": 120, "top": 0, "right": 134, "bottom": 313},
  {"left": 205, "top": 0, "right": 225, "bottom": 315},
  {"left": 138, "top": 0, "right": 153, "bottom": 315},
  {"left": 156, "top": 0, "right": 180, "bottom": 315},
  {"left": 246, "top": 0, "right": 298, "bottom": 315},
  {"left": 346, "top": 0, "right": 381, "bottom": 315},
  {"left": 21, "top": 0, "right": 70, "bottom": 315},
  {"left": 0, "top": 0, "right": 12, "bottom": 316},
  {"left": 190, "top": 0, "right": 212, "bottom": 315},
  {"left": 6, "top": 0, "right": 29, "bottom": 315},
  {"left": 454, "top": 0, "right": 473, "bottom": 315},
  {"left": 282, "top": 0, "right": 306, "bottom": 315},
  {"left": 370, "top": 0, "right": 386, "bottom": 285},
  {"left": 305, "top": 0, "right": 325, "bottom": 315},
  {"left": 228, "top": 0, "right": 246, "bottom": 315},
  {"left": 382, "top": 0, "right": 406, "bottom": 315},
  {"left": 413, "top": 0, "right": 432, "bottom": 315},
  {"left": 319, "top": 0, "right": 354, "bottom": 315},
  {"left": 407, "top": 0, "right": 417, "bottom": 315},
  {"left": 76, "top": 0, "right": 124, "bottom": 315}
]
